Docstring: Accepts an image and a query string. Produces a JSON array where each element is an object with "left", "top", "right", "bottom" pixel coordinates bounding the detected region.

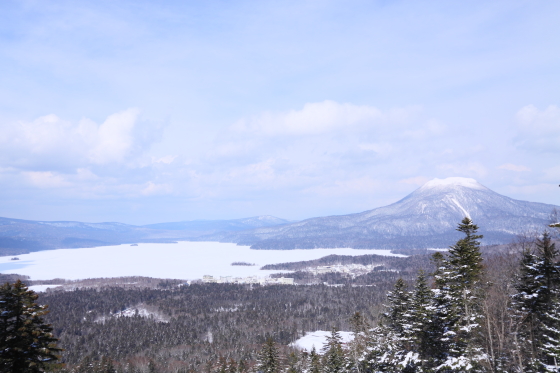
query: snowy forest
[{"left": 2, "top": 218, "right": 560, "bottom": 373}]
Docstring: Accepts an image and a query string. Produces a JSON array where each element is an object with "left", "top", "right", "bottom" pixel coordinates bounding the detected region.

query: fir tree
[
  {"left": 308, "top": 347, "right": 321, "bottom": 373},
  {"left": 321, "top": 329, "right": 347, "bottom": 373},
  {"left": 407, "top": 270, "right": 435, "bottom": 370},
  {"left": 434, "top": 218, "right": 486, "bottom": 372},
  {"left": 256, "top": 338, "right": 280, "bottom": 373},
  {"left": 513, "top": 231, "right": 560, "bottom": 372},
  {"left": 0, "top": 280, "right": 62, "bottom": 373},
  {"left": 384, "top": 278, "right": 410, "bottom": 336},
  {"left": 285, "top": 351, "right": 300, "bottom": 373}
]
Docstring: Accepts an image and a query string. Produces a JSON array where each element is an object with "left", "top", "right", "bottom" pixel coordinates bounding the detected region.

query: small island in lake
[{"left": 231, "top": 261, "right": 255, "bottom": 266}]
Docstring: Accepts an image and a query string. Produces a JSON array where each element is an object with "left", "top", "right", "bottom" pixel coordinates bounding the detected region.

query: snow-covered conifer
[
  {"left": 256, "top": 338, "right": 281, "bottom": 373},
  {"left": 322, "top": 329, "right": 348, "bottom": 373},
  {"left": 513, "top": 232, "right": 560, "bottom": 372}
]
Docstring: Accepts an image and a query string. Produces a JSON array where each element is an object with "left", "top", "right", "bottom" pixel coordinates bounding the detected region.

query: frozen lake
[
  {"left": 291, "top": 331, "right": 355, "bottom": 353},
  {"left": 0, "top": 241, "right": 405, "bottom": 281}
]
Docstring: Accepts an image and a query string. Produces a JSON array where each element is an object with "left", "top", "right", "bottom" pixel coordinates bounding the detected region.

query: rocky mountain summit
[{"left": 207, "top": 177, "right": 559, "bottom": 253}]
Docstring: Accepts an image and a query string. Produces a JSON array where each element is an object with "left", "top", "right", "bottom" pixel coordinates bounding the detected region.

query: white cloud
[
  {"left": 88, "top": 109, "right": 139, "bottom": 164},
  {"left": 231, "top": 100, "right": 420, "bottom": 136},
  {"left": 498, "top": 163, "right": 531, "bottom": 172},
  {"left": 0, "top": 108, "right": 160, "bottom": 170},
  {"left": 515, "top": 105, "right": 560, "bottom": 152},
  {"left": 23, "top": 171, "right": 70, "bottom": 188}
]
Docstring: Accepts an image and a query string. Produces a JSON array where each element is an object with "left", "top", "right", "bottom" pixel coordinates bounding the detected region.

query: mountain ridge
[
  {"left": 201, "top": 178, "right": 559, "bottom": 253},
  {"left": 0, "top": 215, "right": 290, "bottom": 256}
]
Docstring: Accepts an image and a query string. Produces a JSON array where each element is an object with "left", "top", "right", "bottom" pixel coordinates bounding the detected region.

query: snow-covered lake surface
[
  {"left": 28, "top": 284, "right": 63, "bottom": 292},
  {"left": 0, "top": 242, "right": 405, "bottom": 281},
  {"left": 291, "top": 331, "right": 355, "bottom": 352}
]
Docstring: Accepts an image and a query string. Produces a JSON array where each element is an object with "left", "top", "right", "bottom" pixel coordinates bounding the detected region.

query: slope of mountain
[{"left": 206, "top": 177, "right": 559, "bottom": 253}]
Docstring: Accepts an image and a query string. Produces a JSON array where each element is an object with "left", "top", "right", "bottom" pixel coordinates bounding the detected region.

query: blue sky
[{"left": 0, "top": 0, "right": 559, "bottom": 224}]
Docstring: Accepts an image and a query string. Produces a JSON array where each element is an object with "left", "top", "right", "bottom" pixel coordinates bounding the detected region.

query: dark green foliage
[
  {"left": 309, "top": 347, "right": 321, "bottom": 373},
  {"left": 513, "top": 231, "right": 560, "bottom": 371},
  {"left": 256, "top": 338, "right": 280, "bottom": 373},
  {"left": 407, "top": 270, "right": 435, "bottom": 368},
  {"left": 322, "top": 329, "right": 347, "bottom": 373},
  {"left": 448, "top": 217, "right": 484, "bottom": 289},
  {"left": 384, "top": 278, "right": 410, "bottom": 335},
  {"left": 0, "top": 280, "right": 61, "bottom": 372}
]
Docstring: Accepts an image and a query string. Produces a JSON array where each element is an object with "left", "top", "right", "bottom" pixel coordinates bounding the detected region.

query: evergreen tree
[
  {"left": 513, "top": 231, "right": 560, "bottom": 372},
  {"left": 364, "top": 277, "right": 419, "bottom": 372},
  {"left": 407, "top": 270, "right": 435, "bottom": 370},
  {"left": 384, "top": 279, "right": 410, "bottom": 336},
  {"left": 348, "top": 312, "right": 369, "bottom": 373},
  {"left": 434, "top": 218, "right": 486, "bottom": 372},
  {"left": 321, "top": 329, "right": 347, "bottom": 373},
  {"left": 541, "top": 302, "right": 560, "bottom": 372},
  {"left": 256, "top": 338, "right": 280, "bottom": 373},
  {"left": 285, "top": 351, "right": 300, "bottom": 373},
  {"left": 308, "top": 347, "right": 321, "bottom": 373},
  {"left": 0, "top": 280, "right": 62, "bottom": 373}
]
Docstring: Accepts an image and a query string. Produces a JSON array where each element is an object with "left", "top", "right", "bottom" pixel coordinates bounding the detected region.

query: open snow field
[
  {"left": 0, "top": 242, "right": 405, "bottom": 281},
  {"left": 291, "top": 331, "right": 355, "bottom": 352}
]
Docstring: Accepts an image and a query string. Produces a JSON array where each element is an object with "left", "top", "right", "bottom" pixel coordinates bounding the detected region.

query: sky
[{"left": 0, "top": 0, "right": 559, "bottom": 225}]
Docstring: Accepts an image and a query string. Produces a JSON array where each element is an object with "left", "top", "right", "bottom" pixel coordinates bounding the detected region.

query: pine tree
[
  {"left": 256, "top": 338, "right": 280, "bottom": 373},
  {"left": 0, "top": 280, "right": 62, "bottom": 373}
]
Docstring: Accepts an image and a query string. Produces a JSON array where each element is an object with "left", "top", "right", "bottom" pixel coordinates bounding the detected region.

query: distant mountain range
[
  {"left": 0, "top": 216, "right": 290, "bottom": 256},
  {"left": 203, "top": 177, "right": 560, "bottom": 253},
  {"left": 0, "top": 177, "right": 558, "bottom": 256},
  {"left": 143, "top": 216, "right": 290, "bottom": 232}
]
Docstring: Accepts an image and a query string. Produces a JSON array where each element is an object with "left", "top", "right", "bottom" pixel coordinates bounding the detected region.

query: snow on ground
[
  {"left": 291, "top": 331, "right": 355, "bottom": 353},
  {"left": 28, "top": 284, "right": 63, "bottom": 292},
  {"left": 0, "top": 242, "right": 405, "bottom": 281},
  {"left": 95, "top": 306, "right": 169, "bottom": 323}
]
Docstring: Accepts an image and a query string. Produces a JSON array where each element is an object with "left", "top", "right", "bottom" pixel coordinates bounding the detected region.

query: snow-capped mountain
[{"left": 210, "top": 177, "right": 559, "bottom": 252}]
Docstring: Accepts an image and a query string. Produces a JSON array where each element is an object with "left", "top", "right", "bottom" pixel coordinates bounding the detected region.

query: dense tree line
[{"left": 38, "top": 280, "right": 401, "bottom": 372}]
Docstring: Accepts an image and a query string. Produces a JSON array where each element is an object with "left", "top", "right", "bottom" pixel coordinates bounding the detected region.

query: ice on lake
[{"left": 0, "top": 241, "right": 405, "bottom": 281}]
